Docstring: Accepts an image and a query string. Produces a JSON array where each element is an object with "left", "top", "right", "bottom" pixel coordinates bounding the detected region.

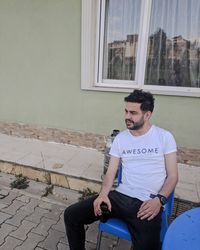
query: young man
[{"left": 64, "top": 89, "right": 178, "bottom": 250}]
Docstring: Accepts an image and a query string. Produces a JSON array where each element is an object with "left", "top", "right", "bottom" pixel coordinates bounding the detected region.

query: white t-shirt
[{"left": 110, "top": 125, "right": 177, "bottom": 201}]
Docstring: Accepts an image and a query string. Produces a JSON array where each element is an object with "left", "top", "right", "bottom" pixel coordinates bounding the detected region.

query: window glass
[
  {"left": 102, "top": 0, "right": 141, "bottom": 81},
  {"left": 145, "top": 0, "right": 200, "bottom": 87}
]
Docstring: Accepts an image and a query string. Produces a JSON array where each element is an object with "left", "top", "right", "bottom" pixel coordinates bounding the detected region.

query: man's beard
[{"left": 125, "top": 117, "right": 144, "bottom": 130}]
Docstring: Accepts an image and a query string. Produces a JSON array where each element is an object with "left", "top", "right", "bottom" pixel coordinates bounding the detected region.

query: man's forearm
[
  {"left": 159, "top": 175, "right": 178, "bottom": 198},
  {"left": 160, "top": 152, "right": 178, "bottom": 198},
  {"left": 98, "top": 156, "right": 120, "bottom": 198},
  {"left": 99, "top": 174, "right": 115, "bottom": 197}
]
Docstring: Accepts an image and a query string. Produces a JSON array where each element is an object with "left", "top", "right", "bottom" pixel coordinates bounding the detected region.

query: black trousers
[{"left": 64, "top": 190, "right": 162, "bottom": 250}]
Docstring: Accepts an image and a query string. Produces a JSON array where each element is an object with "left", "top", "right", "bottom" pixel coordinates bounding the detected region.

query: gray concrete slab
[{"left": 0, "top": 133, "right": 104, "bottom": 183}]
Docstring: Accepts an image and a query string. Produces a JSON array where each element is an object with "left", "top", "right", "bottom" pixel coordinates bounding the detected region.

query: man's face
[{"left": 125, "top": 102, "right": 148, "bottom": 130}]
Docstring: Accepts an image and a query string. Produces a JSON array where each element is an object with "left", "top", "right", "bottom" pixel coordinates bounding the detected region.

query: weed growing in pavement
[
  {"left": 78, "top": 188, "right": 97, "bottom": 201},
  {"left": 42, "top": 184, "right": 54, "bottom": 197},
  {"left": 10, "top": 174, "right": 29, "bottom": 189}
]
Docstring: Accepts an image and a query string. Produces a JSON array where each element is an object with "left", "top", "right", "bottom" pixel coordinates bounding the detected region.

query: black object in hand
[{"left": 100, "top": 202, "right": 110, "bottom": 222}]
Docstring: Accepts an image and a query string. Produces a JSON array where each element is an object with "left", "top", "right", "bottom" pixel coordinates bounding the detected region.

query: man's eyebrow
[{"left": 125, "top": 109, "right": 137, "bottom": 113}]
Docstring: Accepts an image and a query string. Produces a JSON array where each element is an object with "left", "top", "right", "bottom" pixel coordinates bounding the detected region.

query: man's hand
[
  {"left": 93, "top": 194, "right": 111, "bottom": 216},
  {"left": 137, "top": 198, "right": 162, "bottom": 221}
]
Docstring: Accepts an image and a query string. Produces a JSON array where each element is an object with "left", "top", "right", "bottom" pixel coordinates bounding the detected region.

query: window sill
[{"left": 81, "top": 84, "right": 200, "bottom": 97}]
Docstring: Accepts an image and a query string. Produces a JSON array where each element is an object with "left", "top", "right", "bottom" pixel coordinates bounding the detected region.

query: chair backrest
[
  {"left": 117, "top": 164, "right": 122, "bottom": 184},
  {"left": 160, "top": 190, "right": 174, "bottom": 241},
  {"left": 164, "top": 191, "right": 174, "bottom": 216}
]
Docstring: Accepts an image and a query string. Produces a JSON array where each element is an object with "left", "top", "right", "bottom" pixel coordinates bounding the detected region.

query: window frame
[{"left": 81, "top": 0, "right": 200, "bottom": 97}]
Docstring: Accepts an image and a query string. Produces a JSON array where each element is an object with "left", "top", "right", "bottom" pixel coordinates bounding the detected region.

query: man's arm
[
  {"left": 137, "top": 152, "right": 178, "bottom": 220},
  {"left": 158, "top": 152, "right": 178, "bottom": 197},
  {"left": 93, "top": 156, "right": 120, "bottom": 216}
]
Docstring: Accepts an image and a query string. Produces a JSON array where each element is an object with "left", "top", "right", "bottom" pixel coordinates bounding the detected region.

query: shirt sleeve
[
  {"left": 163, "top": 131, "right": 177, "bottom": 155},
  {"left": 109, "top": 136, "right": 121, "bottom": 158}
]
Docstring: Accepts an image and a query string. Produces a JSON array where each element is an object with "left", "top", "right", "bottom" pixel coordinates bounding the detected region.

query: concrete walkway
[{"left": 0, "top": 133, "right": 104, "bottom": 192}]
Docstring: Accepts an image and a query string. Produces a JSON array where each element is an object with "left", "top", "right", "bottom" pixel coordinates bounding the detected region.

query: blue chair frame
[{"left": 96, "top": 166, "right": 174, "bottom": 249}]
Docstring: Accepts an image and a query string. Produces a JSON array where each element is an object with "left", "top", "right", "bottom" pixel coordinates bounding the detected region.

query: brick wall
[{"left": 0, "top": 122, "right": 106, "bottom": 151}]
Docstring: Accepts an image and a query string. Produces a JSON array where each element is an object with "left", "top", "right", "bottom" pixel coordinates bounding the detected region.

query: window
[{"left": 82, "top": 0, "right": 200, "bottom": 97}]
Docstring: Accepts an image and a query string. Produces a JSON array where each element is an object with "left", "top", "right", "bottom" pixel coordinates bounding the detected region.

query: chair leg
[{"left": 96, "top": 231, "right": 102, "bottom": 250}]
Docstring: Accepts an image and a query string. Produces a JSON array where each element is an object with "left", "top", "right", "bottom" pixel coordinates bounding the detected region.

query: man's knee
[{"left": 64, "top": 204, "right": 76, "bottom": 226}]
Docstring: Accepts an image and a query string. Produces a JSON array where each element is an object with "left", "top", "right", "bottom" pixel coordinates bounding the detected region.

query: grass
[{"left": 10, "top": 174, "right": 29, "bottom": 189}]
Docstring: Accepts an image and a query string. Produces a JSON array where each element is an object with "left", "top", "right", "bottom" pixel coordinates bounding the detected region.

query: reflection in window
[
  {"left": 102, "top": 0, "right": 141, "bottom": 81},
  {"left": 145, "top": 0, "right": 200, "bottom": 88}
]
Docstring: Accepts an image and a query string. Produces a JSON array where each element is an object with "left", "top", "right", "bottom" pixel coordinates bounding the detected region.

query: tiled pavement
[{"left": 0, "top": 172, "right": 132, "bottom": 250}]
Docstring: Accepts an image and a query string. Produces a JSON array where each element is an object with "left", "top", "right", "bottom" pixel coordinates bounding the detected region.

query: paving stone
[
  {"left": 38, "top": 229, "right": 65, "bottom": 250},
  {"left": 53, "top": 186, "right": 81, "bottom": 202},
  {"left": 96, "top": 235, "right": 117, "bottom": 250},
  {"left": 0, "top": 236, "right": 22, "bottom": 250},
  {"left": 20, "top": 198, "right": 39, "bottom": 213},
  {"left": 25, "top": 207, "right": 49, "bottom": 224},
  {"left": 0, "top": 204, "right": 7, "bottom": 210},
  {"left": 6, "top": 209, "right": 30, "bottom": 227},
  {"left": 1, "top": 200, "right": 24, "bottom": 215},
  {"left": 85, "top": 241, "right": 97, "bottom": 250},
  {"left": 0, "top": 172, "right": 16, "bottom": 188},
  {"left": 25, "top": 180, "right": 48, "bottom": 197},
  {"left": 16, "top": 195, "right": 30, "bottom": 203},
  {"left": 51, "top": 214, "right": 65, "bottom": 233},
  {"left": 116, "top": 239, "right": 132, "bottom": 250},
  {"left": 31, "top": 217, "right": 56, "bottom": 236},
  {"left": 38, "top": 201, "right": 53, "bottom": 210},
  {"left": 0, "top": 191, "right": 20, "bottom": 205},
  {"left": 15, "top": 232, "right": 44, "bottom": 250},
  {"left": 10, "top": 220, "right": 37, "bottom": 241},
  {"left": 59, "top": 235, "right": 68, "bottom": 245},
  {"left": 57, "top": 242, "right": 70, "bottom": 250},
  {"left": 43, "top": 204, "right": 63, "bottom": 221},
  {"left": 0, "top": 212, "right": 12, "bottom": 224},
  {"left": 0, "top": 189, "right": 9, "bottom": 197},
  {"left": 0, "top": 172, "right": 113, "bottom": 250},
  {"left": 86, "top": 222, "right": 99, "bottom": 244},
  {"left": 0, "top": 223, "right": 17, "bottom": 245}
]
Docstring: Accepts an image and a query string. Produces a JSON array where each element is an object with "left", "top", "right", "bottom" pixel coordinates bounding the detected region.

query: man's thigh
[
  {"left": 108, "top": 191, "right": 143, "bottom": 218},
  {"left": 126, "top": 209, "right": 162, "bottom": 250},
  {"left": 108, "top": 191, "right": 162, "bottom": 250},
  {"left": 64, "top": 194, "right": 99, "bottom": 225}
]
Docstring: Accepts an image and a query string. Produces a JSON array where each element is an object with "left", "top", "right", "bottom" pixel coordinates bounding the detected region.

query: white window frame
[{"left": 81, "top": 0, "right": 200, "bottom": 97}]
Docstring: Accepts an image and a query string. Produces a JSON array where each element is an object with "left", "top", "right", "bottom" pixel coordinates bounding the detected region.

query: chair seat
[{"left": 99, "top": 218, "right": 132, "bottom": 241}]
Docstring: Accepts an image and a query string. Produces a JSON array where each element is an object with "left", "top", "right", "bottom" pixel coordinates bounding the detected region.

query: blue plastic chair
[
  {"left": 96, "top": 166, "right": 174, "bottom": 249},
  {"left": 162, "top": 207, "right": 200, "bottom": 250}
]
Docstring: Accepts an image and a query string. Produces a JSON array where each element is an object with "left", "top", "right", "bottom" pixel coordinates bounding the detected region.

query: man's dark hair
[{"left": 124, "top": 89, "right": 155, "bottom": 112}]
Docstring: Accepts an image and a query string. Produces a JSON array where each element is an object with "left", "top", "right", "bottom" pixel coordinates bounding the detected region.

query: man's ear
[{"left": 144, "top": 111, "right": 152, "bottom": 120}]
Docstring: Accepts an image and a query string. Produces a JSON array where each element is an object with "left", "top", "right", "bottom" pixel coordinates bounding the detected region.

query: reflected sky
[
  {"left": 150, "top": 0, "right": 200, "bottom": 40},
  {"left": 106, "top": 0, "right": 141, "bottom": 42},
  {"left": 106, "top": 0, "right": 200, "bottom": 42}
]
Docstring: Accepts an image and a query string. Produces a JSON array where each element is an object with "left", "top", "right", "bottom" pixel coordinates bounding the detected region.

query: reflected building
[{"left": 106, "top": 30, "right": 200, "bottom": 87}]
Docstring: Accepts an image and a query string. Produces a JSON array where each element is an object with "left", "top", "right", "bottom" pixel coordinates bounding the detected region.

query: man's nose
[{"left": 125, "top": 112, "right": 131, "bottom": 119}]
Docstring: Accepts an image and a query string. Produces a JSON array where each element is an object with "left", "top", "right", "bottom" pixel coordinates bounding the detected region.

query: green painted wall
[{"left": 0, "top": 0, "right": 199, "bottom": 149}]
